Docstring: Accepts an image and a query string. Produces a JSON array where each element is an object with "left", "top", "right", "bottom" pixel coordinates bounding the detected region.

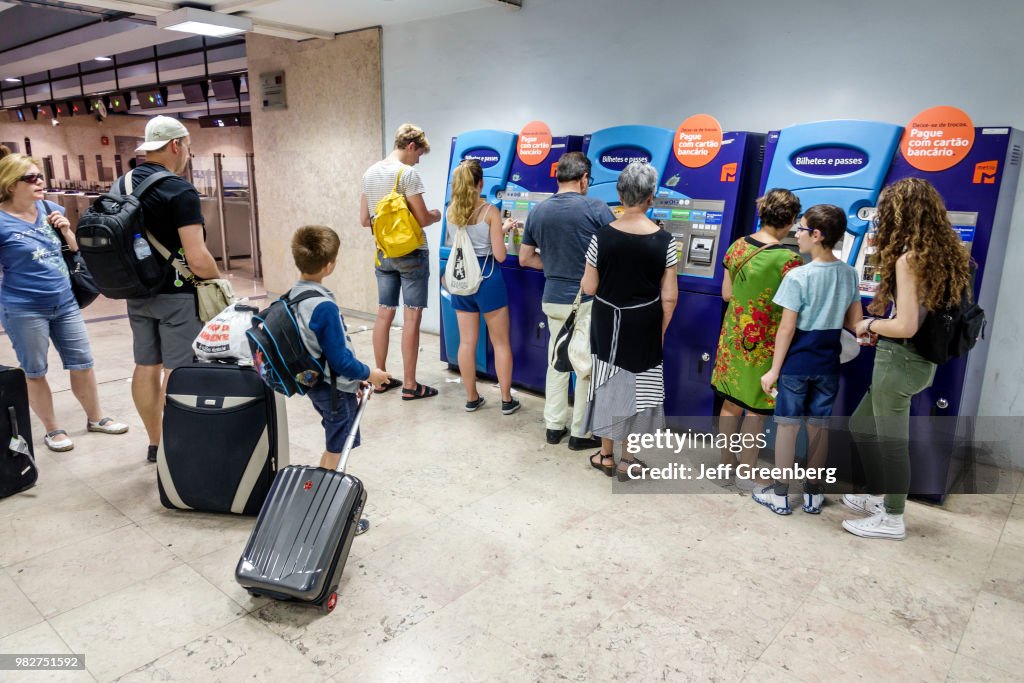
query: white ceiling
[{"left": 0, "top": 0, "right": 518, "bottom": 116}]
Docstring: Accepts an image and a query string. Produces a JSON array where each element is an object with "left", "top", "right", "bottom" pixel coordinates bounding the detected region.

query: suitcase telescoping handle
[{"left": 337, "top": 385, "right": 373, "bottom": 474}]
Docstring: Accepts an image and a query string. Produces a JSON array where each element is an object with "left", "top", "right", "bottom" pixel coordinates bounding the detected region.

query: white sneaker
[
  {"left": 802, "top": 493, "right": 825, "bottom": 514},
  {"left": 752, "top": 485, "right": 791, "bottom": 516},
  {"left": 842, "top": 511, "right": 906, "bottom": 540},
  {"left": 842, "top": 493, "right": 884, "bottom": 516}
]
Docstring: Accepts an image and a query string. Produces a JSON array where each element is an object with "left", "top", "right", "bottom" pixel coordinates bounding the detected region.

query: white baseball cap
[{"left": 135, "top": 115, "right": 190, "bottom": 152}]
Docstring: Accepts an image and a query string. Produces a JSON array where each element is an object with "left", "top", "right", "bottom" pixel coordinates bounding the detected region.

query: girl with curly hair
[
  {"left": 843, "top": 177, "right": 972, "bottom": 540},
  {"left": 711, "top": 189, "right": 803, "bottom": 489}
]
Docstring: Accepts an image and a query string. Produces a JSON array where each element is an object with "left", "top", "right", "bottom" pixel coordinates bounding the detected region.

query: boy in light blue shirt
[{"left": 754, "top": 204, "right": 862, "bottom": 515}]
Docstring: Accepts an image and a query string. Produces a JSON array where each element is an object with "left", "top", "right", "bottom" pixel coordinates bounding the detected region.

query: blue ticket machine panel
[
  {"left": 440, "top": 130, "right": 517, "bottom": 371},
  {"left": 835, "top": 127, "right": 1023, "bottom": 500},
  {"left": 654, "top": 132, "right": 766, "bottom": 418},
  {"left": 496, "top": 136, "right": 584, "bottom": 392},
  {"left": 585, "top": 125, "right": 676, "bottom": 212},
  {"left": 440, "top": 130, "right": 585, "bottom": 393},
  {"left": 761, "top": 120, "right": 904, "bottom": 264}
]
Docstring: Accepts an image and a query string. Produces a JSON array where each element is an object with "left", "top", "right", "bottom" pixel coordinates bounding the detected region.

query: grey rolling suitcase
[{"left": 235, "top": 386, "right": 370, "bottom": 614}]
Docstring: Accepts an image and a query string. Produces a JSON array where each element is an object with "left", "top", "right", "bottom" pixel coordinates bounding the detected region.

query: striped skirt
[{"left": 583, "top": 356, "right": 666, "bottom": 442}]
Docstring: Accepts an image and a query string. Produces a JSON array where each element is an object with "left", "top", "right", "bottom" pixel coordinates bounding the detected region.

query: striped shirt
[{"left": 362, "top": 159, "right": 428, "bottom": 252}]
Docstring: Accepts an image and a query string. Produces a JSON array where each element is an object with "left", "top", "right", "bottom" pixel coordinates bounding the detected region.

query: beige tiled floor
[{"left": 1, "top": 267, "right": 1023, "bottom": 681}]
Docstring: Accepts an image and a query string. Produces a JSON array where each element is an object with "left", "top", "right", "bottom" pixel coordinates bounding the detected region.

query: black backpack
[
  {"left": 911, "top": 267, "right": 986, "bottom": 365},
  {"left": 75, "top": 170, "right": 175, "bottom": 299},
  {"left": 247, "top": 290, "right": 331, "bottom": 397}
]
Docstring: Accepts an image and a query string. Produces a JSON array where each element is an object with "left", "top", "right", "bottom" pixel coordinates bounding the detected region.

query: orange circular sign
[
  {"left": 517, "top": 121, "right": 553, "bottom": 166},
  {"left": 674, "top": 114, "right": 723, "bottom": 168},
  {"left": 899, "top": 106, "right": 974, "bottom": 172}
]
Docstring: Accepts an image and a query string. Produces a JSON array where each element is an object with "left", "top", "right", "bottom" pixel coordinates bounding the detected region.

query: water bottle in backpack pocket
[{"left": 132, "top": 233, "right": 165, "bottom": 284}]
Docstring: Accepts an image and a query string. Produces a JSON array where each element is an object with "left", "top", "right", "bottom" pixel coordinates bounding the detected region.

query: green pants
[{"left": 850, "top": 340, "right": 936, "bottom": 515}]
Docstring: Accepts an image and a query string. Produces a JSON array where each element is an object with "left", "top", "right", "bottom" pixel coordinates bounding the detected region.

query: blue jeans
[
  {"left": 375, "top": 249, "right": 429, "bottom": 309},
  {"left": 0, "top": 299, "right": 94, "bottom": 378},
  {"left": 774, "top": 374, "right": 839, "bottom": 427},
  {"left": 307, "top": 384, "right": 360, "bottom": 455}
]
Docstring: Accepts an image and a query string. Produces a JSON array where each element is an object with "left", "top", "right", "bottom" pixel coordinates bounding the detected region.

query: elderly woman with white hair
[{"left": 582, "top": 161, "right": 678, "bottom": 480}]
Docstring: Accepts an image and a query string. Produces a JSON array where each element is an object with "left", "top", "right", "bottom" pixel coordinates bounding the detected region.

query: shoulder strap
[
  {"left": 284, "top": 289, "right": 329, "bottom": 307},
  {"left": 392, "top": 167, "right": 404, "bottom": 193},
  {"left": 42, "top": 201, "right": 71, "bottom": 252},
  {"left": 124, "top": 169, "right": 193, "bottom": 276},
  {"left": 733, "top": 242, "right": 774, "bottom": 278},
  {"left": 122, "top": 169, "right": 177, "bottom": 198}
]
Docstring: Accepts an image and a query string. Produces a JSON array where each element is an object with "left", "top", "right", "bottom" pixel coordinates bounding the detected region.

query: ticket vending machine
[
  {"left": 655, "top": 132, "right": 766, "bottom": 418},
  {"left": 834, "top": 126, "right": 1023, "bottom": 500},
  {"left": 585, "top": 125, "right": 675, "bottom": 213},
  {"left": 439, "top": 130, "right": 584, "bottom": 392},
  {"left": 439, "top": 130, "right": 517, "bottom": 378},
  {"left": 760, "top": 121, "right": 1023, "bottom": 500},
  {"left": 760, "top": 120, "right": 904, "bottom": 265}
]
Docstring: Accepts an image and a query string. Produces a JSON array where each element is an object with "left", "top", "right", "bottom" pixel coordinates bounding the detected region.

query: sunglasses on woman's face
[{"left": 19, "top": 173, "right": 45, "bottom": 184}]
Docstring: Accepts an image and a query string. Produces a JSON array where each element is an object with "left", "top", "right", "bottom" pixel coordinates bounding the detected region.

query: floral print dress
[{"left": 711, "top": 236, "right": 802, "bottom": 413}]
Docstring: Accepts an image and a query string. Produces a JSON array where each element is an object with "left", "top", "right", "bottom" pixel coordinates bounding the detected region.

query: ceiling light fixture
[
  {"left": 5, "top": 77, "right": 21, "bottom": 83},
  {"left": 156, "top": 7, "right": 252, "bottom": 38},
  {"left": 95, "top": 56, "right": 112, "bottom": 62}
]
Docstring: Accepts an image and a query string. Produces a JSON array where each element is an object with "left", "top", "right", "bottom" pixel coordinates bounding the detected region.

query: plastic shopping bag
[{"left": 193, "top": 301, "right": 258, "bottom": 362}]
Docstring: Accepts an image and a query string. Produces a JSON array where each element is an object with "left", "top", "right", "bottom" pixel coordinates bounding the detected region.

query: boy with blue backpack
[{"left": 287, "top": 225, "right": 389, "bottom": 473}]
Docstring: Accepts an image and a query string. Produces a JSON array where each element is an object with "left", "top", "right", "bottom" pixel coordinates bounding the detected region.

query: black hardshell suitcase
[
  {"left": 236, "top": 386, "right": 370, "bottom": 614},
  {"left": 0, "top": 366, "right": 37, "bottom": 499},
  {"left": 157, "top": 362, "right": 288, "bottom": 515}
]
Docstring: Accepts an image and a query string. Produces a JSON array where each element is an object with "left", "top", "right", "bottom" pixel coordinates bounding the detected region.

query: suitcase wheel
[
  {"left": 321, "top": 591, "right": 338, "bottom": 614},
  {"left": 247, "top": 591, "right": 260, "bottom": 599}
]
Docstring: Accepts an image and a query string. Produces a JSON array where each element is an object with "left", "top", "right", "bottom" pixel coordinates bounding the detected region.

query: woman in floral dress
[{"left": 711, "top": 188, "right": 803, "bottom": 488}]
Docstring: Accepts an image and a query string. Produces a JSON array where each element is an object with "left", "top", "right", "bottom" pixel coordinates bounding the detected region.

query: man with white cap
[{"left": 124, "top": 115, "right": 221, "bottom": 462}]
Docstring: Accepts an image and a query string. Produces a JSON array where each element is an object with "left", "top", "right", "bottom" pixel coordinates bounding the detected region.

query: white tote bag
[{"left": 444, "top": 227, "right": 483, "bottom": 296}]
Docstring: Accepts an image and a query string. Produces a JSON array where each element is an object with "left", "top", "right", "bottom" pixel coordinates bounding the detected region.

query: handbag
[
  {"left": 195, "top": 279, "right": 238, "bottom": 323},
  {"left": 45, "top": 201, "right": 100, "bottom": 309},
  {"left": 551, "top": 289, "right": 592, "bottom": 378},
  {"left": 144, "top": 228, "right": 237, "bottom": 323}
]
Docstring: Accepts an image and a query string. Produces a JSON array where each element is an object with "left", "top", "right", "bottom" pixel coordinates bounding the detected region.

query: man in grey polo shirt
[
  {"left": 519, "top": 152, "right": 614, "bottom": 450},
  {"left": 125, "top": 116, "right": 221, "bottom": 462}
]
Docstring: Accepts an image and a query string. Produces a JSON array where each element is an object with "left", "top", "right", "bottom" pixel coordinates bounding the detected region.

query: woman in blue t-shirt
[{"left": 0, "top": 154, "right": 128, "bottom": 452}]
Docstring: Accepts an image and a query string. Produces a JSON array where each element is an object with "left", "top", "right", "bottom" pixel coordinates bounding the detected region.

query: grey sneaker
[
  {"left": 501, "top": 398, "right": 521, "bottom": 415},
  {"left": 465, "top": 396, "right": 486, "bottom": 412},
  {"left": 842, "top": 511, "right": 905, "bottom": 540},
  {"left": 842, "top": 493, "right": 884, "bottom": 516}
]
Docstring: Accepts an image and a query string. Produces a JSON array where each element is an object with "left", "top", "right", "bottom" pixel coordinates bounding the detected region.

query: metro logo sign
[
  {"left": 720, "top": 163, "right": 737, "bottom": 183},
  {"left": 973, "top": 160, "right": 998, "bottom": 184}
]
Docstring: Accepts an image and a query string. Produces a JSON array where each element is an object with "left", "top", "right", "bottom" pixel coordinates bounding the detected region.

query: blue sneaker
[
  {"left": 752, "top": 485, "right": 792, "bottom": 515},
  {"left": 802, "top": 493, "right": 825, "bottom": 514}
]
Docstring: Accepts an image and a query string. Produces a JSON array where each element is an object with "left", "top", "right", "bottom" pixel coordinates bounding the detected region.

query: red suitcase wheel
[{"left": 321, "top": 592, "right": 338, "bottom": 613}]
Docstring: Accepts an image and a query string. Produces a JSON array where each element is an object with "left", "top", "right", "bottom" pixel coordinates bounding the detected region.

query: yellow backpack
[{"left": 373, "top": 168, "right": 424, "bottom": 259}]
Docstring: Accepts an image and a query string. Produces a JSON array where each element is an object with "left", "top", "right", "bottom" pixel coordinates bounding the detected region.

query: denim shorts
[
  {"left": 127, "top": 293, "right": 202, "bottom": 370},
  {"left": 376, "top": 249, "right": 429, "bottom": 309},
  {"left": 0, "top": 299, "right": 94, "bottom": 378},
  {"left": 307, "top": 384, "right": 361, "bottom": 454},
  {"left": 451, "top": 258, "right": 508, "bottom": 314},
  {"left": 774, "top": 374, "right": 839, "bottom": 426}
]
